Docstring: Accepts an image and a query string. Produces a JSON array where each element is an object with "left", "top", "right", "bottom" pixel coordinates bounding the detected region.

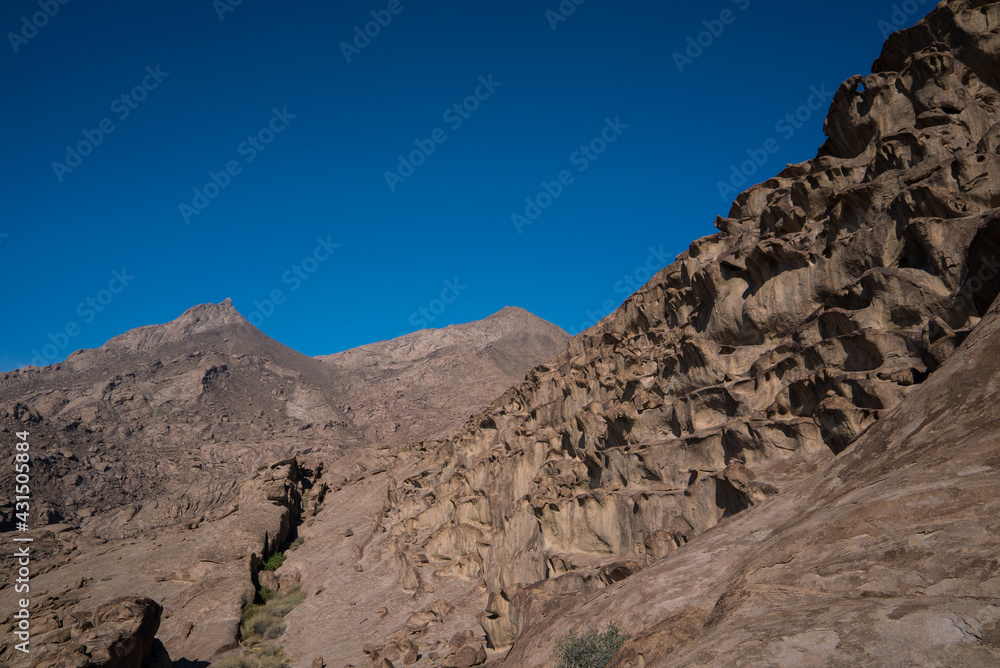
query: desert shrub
[
  {"left": 242, "top": 610, "right": 285, "bottom": 640},
  {"left": 255, "top": 642, "right": 283, "bottom": 658},
  {"left": 255, "top": 657, "right": 286, "bottom": 668},
  {"left": 555, "top": 623, "right": 630, "bottom": 668},
  {"left": 240, "top": 585, "right": 305, "bottom": 646},
  {"left": 288, "top": 536, "right": 305, "bottom": 551},
  {"left": 261, "top": 586, "right": 306, "bottom": 618},
  {"left": 261, "top": 552, "right": 286, "bottom": 571}
]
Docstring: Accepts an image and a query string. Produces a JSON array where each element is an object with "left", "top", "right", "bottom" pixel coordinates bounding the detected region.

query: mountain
[
  {"left": 317, "top": 306, "right": 572, "bottom": 446},
  {"left": 0, "top": 298, "right": 356, "bottom": 538},
  {"left": 0, "top": 302, "right": 568, "bottom": 665},
  {"left": 275, "top": 1, "right": 1000, "bottom": 665}
]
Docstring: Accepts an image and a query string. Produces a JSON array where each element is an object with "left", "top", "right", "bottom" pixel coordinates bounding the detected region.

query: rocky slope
[
  {"left": 280, "top": 1, "right": 1000, "bottom": 664},
  {"left": 318, "top": 306, "right": 572, "bottom": 446},
  {"left": 0, "top": 303, "right": 567, "bottom": 665},
  {"left": 0, "top": 302, "right": 566, "bottom": 541}
]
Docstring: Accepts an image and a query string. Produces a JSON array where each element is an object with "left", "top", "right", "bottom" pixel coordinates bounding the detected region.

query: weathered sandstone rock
[{"left": 283, "top": 1, "right": 1000, "bottom": 664}]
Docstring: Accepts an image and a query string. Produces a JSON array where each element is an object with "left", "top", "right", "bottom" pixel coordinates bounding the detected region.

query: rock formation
[
  {"left": 318, "top": 306, "right": 572, "bottom": 446},
  {"left": 281, "top": 0, "right": 1000, "bottom": 664},
  {"left": 504, "top": 251, "right": 1000, "bottom": 666}
]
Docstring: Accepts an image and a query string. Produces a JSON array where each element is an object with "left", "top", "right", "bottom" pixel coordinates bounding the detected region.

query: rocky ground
[{"left": 5, "top": 1, "right": 1000, "bottom": 666}]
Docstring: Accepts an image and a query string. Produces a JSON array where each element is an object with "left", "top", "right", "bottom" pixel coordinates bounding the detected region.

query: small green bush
[
  {"left": 287, "top": 536, "right": 305, "bottom": 551},
  {"left": 254, "top": 655, "right": 286, "bottom": 668},
  {"left": 255, "top": 642, "right": 283, "bottom": 658},
  {"left": 556, "top": 623, "right": 630, "bottom": 668},
  {"left": 261, "top": 552, "right": 286, "bottom": 571},
  {"left": 240, "top": 585, "right": 305, "bottom": 645},
  {"left": 232, "top": 577, "right": 305, "bottom": 668}
]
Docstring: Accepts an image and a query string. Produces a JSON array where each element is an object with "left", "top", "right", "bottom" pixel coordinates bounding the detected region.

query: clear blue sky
[{"left": 0, "top": 0, "right": 925, "bottom": 370}]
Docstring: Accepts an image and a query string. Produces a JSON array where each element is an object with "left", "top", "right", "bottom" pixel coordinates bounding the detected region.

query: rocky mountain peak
[
  {"left": 100, "top": 298, "right": 253, "bottom": 355},
  {"left": 318, "top": 307, "right": 570, "bottom": 444}
]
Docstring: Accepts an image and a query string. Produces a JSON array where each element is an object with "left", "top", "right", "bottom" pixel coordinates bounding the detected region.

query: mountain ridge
[{"left": 0, "top": 300, "right": 570, "bottom": 665}]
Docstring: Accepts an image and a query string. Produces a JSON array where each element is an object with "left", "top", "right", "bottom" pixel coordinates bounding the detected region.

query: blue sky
[{"left": 0, "top": 0, "right": 929, "bottom": 370}]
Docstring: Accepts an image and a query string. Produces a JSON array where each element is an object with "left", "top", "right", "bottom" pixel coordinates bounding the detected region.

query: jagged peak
[
  {"left": 172, "top": 298, "right": 247, "bottom": 330},
  {"left": 100, "top": 298, "right": 254, "bottom": 355}
]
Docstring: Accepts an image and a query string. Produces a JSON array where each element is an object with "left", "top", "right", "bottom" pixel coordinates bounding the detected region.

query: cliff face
[
  {"left": 283, "top": 1, "right": 1000, "bottom": 662},
  {"left": 508, "top": 260, "right": 1000, "bottom": 667}
]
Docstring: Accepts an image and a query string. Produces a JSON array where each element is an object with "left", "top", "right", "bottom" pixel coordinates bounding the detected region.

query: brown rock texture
[
  {"left": 32, "top": 597, "right": 162, "bottom": 668},
  {"left": 503, "top": 248, "right": 1000, "bottom": 667},
  {"left": 0, "top": 304, "right": 567, "bottom": 665},
  {"left": 282, "top": 1, "right": 1000, "bottom": 665}
]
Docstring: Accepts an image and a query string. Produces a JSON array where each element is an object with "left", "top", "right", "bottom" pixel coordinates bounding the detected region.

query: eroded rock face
[
  {"left": 30, "top": 596, "right": 163, "bottom": 668},
  {"left": 294, "top": 0, "right": 1000, "bottom": 659},
  {"left": 503, "top": 253, "right": 1000, "bottom": 667},
  {"left": 0, "top": 302, "right": 567, "bottom": 543}
]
